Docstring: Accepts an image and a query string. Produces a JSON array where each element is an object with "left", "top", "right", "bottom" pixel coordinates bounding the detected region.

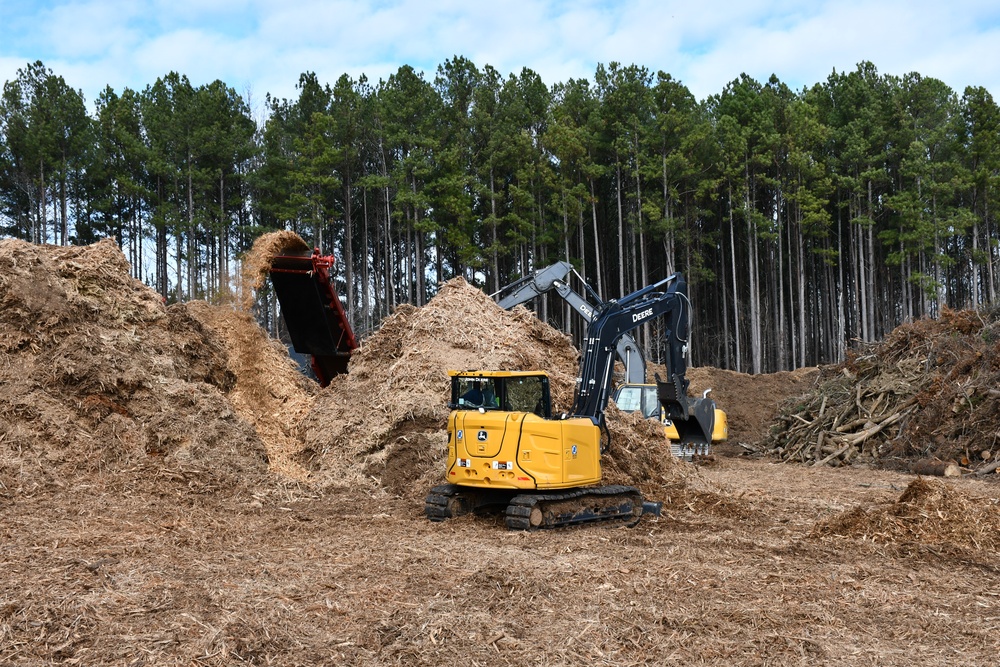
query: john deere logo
[{"left": 477, "top": 430, "right": 488, "bottom": 442}]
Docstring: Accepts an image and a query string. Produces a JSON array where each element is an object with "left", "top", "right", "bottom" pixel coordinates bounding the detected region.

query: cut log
[
  {"left": 909, "top": 459, "right": 961, "bottom": 477},
  {"left": 975, "top": 457, "right": 1000, "bottom": 476}
]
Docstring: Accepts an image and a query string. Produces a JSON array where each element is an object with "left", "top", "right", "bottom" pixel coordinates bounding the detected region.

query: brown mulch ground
[
  {"left": 2, "top": 236, "right": 999, "bottom": 665},
  {"left": 3, "top": 461, "right": 997, "bottom": 666}
]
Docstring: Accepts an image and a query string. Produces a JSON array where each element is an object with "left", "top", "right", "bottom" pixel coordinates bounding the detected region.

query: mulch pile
[
  {"left": 0, "top": 233, "right": 708, "bottom": 503},
  {"left": 763, "top": 307, "right": 1000, "bottom": 474},
  {"left": 183, "top": 301, "right": 316, "bottom": 481},
  {"left": 0, "top": 238, "right": 268, "bottom": 496},
  {"left": 297, "top": 276, "right": 583, "bottom": 495},
  {"left": 812, "top": 476, "right": 1000, "bottom": 552}
]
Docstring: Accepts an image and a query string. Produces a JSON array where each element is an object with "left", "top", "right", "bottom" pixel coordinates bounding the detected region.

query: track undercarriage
[{"left": 425, "top": 484, "right": 657, "bottom": 530}]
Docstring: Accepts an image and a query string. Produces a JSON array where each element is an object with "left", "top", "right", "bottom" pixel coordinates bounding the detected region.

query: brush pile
[{"left": 764, "top": 307, "right": 1000, "bottom": 472}]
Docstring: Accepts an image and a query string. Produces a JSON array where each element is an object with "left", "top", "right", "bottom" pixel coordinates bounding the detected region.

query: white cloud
[{"left": 2, "top": 0, "right": 999, "bottom": 110}]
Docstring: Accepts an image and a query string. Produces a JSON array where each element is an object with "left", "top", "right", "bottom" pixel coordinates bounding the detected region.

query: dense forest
[{"left": 2, "top": 58, "right": 999, "bottom": 373}]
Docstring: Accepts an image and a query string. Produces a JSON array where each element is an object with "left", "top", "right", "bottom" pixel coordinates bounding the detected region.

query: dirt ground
[
  {"left": 2, "top": 236, "right": 999, "bottom": 665},
  {"left": 3, "top": 461, "right": 998, "bottom": 666}
]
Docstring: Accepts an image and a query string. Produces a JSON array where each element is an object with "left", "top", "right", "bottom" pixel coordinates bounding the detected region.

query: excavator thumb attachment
[
  {"left": 268, "top": 249, "right": 358, "bottom": 386},
  {"left": 656, "top": 378, "right": 715, "bottom": 445}
]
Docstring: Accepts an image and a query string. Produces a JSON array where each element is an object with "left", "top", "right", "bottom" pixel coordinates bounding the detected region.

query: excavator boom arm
[
  {"left": 570, "top": 273, "right": 714, "bottom": 445},
  {"left": 494, "top": 262, "right": 646, "bottom": 384}
]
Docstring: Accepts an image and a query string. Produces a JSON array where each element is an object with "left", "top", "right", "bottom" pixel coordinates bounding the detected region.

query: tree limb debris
[{"left": 763, "top": 308, "right": 1000, "bottom": 471}]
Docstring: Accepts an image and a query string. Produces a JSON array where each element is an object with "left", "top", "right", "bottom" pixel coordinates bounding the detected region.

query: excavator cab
[
  {"left": 451, "top": 373, "right": 550, "bottom": 416},
  {"left": 613, "top": 384, "right": 663, "bottom": 419}
]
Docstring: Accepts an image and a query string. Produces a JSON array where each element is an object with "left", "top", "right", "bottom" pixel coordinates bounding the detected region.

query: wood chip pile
[
  {"left": 0, "top": 238, "right": 268, "bottom": 495},
  {"left": 812, "top": 477, "right": 1000, "bottom": 551},
  {"left": 764, "top": 307, "right": 1000, "bottom": 473},
  {"left": 2, "top": 232, "right": 877, "bottom": 507},
  {"left": 601, "top": 404, "right": 685, "bottom": 496},
  {"left": 297, "top": 277, "right": 582, "bottom": 494},
  {"left": 183, "top": 301, "right": 316, "bottom": 481}
]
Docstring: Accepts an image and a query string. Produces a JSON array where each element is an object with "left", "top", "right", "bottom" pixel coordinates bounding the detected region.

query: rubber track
[
  {"left": 424, "top": 484, "right": 464, "bottom": 522},
  {"left": 504, "top": 485, "right": 643, "bottom": 531}
]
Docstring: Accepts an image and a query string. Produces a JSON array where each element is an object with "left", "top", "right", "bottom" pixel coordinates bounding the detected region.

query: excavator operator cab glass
[
  {"left": 455, "top": 378, "right": 492, "bottom": 408},
  {"left": 613, "top": 384, "right": 664, "bottom": 420},
  {"left": 450, "top": 373, "right": 551, "bottom": 418},
  {"left": 504, "top": 375, "right": 551, "bottom": 418}
]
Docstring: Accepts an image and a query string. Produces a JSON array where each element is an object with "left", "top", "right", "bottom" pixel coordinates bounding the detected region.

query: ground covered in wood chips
[
  {"left": 2, "top": 237, "right": 999, "bottom": 665},
  {"left": 4, "top": 462, "right": 998, "bottom": 665}
]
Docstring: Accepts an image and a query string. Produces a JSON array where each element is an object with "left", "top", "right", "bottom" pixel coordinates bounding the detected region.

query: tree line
[{"left": 2, "top": 58, "right": 999, "bottom": 374}]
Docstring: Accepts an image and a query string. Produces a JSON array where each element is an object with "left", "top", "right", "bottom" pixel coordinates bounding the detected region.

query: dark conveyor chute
[{"left": 268, "top": 249, "right": 358, "bottom": 386}]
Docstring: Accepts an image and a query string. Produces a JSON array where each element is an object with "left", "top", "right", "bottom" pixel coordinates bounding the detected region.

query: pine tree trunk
[
  {"left": 590, "top": 176, "right": 603, "bottom": 298},
  {"left": 362, "top": 186, "right": 370, "bottom": 329},
  {"left": 344, "top": 176, "right": 355, "bottom": 316},
  {"left": 616, "top": 160, "right": 625, "bottom": 297},
  {"left": 728, "top": 183, "right": 742, "bottom": 373}
]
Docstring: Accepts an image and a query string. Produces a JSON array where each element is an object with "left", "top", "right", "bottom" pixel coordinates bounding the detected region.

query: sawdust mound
[
  {"left": 183, "top": 302, "right": 317, "bottom": 481},
  {"left": 0, "top": 238, "right": 268, "bottom": 495},
  {"left": 811, "top": 477, "right": 1000, "bottom": 552},
  {"left": 299, "top": 278, "right": 581, "bottom": 494},
  {"left": 603, "top": 405, "right": 756, "bottom": 521},
  {"left": 602, "top": 404, "right": 684, "bottom": 496},
  {"left": 763, "top": 307, "right": 1000, "bottom": 470}
]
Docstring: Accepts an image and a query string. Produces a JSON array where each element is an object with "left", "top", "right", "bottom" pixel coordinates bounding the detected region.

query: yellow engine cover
[{"left": 446, "top": 410, "right": 601, "bottom": 490}]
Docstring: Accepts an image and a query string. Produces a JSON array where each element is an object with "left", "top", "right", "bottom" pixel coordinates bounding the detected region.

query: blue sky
[{"left": 2, "top": 0, "right": 1000, "bottom": 113}]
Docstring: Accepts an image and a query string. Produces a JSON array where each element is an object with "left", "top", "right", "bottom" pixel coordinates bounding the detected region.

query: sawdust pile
[
  {"left": 183, "top": 302, "right": 316, "bottom": 481},
  {"left": 0, "top": 238, "right": 268, "bottom": 494},
  {"left": 601, "top": 404, "right": 755, "bottom": 521},
  {"left": 298, "top": 277, "right": 581, "bottom": 493},
  {"left": 764, "top": 307, "right": 1000, "bottom": 471},
  {"left": 812, "top": 477, "right": 1000, "bottom": 552},
  {"left": 602, "top": 404, "right": 684, "bottom": 495}
]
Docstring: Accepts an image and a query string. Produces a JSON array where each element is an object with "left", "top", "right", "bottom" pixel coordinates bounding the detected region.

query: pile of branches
[{"left": 763, "top": 308, "right": 1000, "bottom": 474}]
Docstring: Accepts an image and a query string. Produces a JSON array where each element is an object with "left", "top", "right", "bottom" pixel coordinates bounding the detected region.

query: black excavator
[
  {"left": 426, "top": 272, "right": 717, "bottom": 530},
  {"left": 494, "top": 261, "right": 646, "bottom": 385}
]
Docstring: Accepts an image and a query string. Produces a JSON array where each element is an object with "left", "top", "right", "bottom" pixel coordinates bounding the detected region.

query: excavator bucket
[
  {"left": 268, "top": 249, "right": 358, "bottom": 386},
  {"left": 656, "top": 378, "right": 715, "bottom": 445}
]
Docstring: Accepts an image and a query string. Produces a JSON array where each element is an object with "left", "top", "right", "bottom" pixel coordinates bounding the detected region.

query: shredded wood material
[
  {"left": 812, "top": 477, "right": 1000, "bottom": 551},
  {"left": 0, "top": 238, "right": 269, "bottom": 494},
  {"left": 239, "top": 230, "right": 310, "bottom": 309},
  {"left": 184, "top": 301, "right": 317, "bottom": 481},
  {"left": 298, "top": 277, "right": 582, "bottom": 494}
]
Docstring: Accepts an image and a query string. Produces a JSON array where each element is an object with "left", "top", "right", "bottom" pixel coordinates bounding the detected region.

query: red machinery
[{"left": 267, "top": 249, "right": 358, "bottom": 386}]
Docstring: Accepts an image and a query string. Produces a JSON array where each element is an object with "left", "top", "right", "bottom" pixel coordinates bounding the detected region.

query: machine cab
[
  {"left": 612, "top": 383, "right": 663, "bottom": 420},
  {"left": 450, "top": 371, "right": 552, "bottom": 418}
]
